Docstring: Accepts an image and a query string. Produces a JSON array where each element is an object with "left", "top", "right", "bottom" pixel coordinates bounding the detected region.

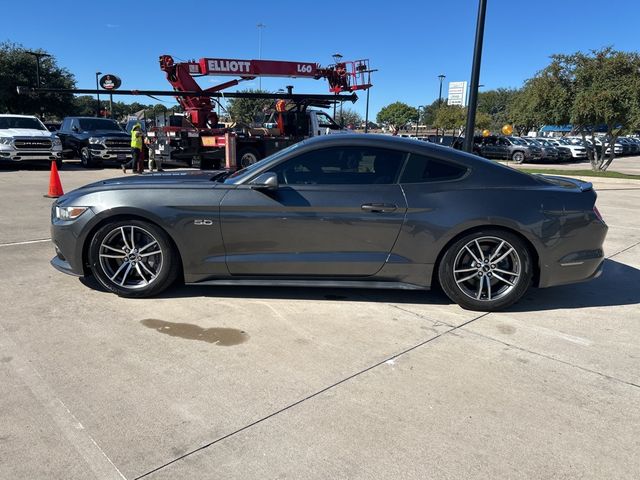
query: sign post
[{"left": 99, "top": 74, "right": 122, "bottom": 119}]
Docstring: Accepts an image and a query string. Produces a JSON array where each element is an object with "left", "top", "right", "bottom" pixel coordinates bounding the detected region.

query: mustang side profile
[{"left": 50, "top": 135, "right": 607, "bottom": 311}]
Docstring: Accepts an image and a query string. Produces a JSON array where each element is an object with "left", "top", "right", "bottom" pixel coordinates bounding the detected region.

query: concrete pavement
[{"left": 0, "top": 164, "right": 638, "bottom": 479}]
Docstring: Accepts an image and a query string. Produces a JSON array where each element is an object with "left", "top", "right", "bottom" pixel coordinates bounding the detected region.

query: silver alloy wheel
[
  {"left": 452, "top": 236, "right": 521, "bottom": 302},
  {"left": 512, "top": 151, "right": 525, "bottom": 163},
  {"left": 98, "top": 225, "right": 163, "bottom": 290}
]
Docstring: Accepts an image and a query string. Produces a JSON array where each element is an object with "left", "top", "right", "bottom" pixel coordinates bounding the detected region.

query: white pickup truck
[{"left": 0, "top": 114, "right": 63, "bottom": 168}]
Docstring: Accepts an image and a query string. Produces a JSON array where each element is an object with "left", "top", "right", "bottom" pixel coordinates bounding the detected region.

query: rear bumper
[{"left": 538, "top": 221, "right": 608, "bottom": 288}]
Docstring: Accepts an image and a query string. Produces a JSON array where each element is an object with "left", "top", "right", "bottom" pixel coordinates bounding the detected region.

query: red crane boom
[{"left": 159, "top": 54, "right": 371, "bottom": 128}]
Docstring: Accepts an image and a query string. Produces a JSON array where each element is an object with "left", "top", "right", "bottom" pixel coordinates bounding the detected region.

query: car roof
[{"left": 0, "top": 114, "right": 40, "bottom": 118}]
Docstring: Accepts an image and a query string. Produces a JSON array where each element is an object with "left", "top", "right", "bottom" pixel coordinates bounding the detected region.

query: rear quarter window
[{"left": 400, "top": 153, "right": 467, "bottom": 183}]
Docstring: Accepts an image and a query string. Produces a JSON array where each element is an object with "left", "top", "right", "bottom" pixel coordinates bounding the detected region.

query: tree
[
  {"left": 336, "top": 107, "right": 362, "bottom": 128},
  {"left": 477, "top": 88, "right": 518, "bottom": 130},
  {"left": 226, "top": 89, "right": 273, "bottom": 125},
  {"left": 510, "top": 48, "right": 640, "bottom": 170},
  {"left": 433, "top": 104, "right": 466, "bottom": 134},
  {"left": 0, "top": 41, "right": 76, "bottom": 119},
  {"left": 376, "top": 102, "right": 418, "bottom": 135}
]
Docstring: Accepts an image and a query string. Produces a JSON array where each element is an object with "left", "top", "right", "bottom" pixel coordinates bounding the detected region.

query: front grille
[
  {"left": 104, "top": 138, "right": 130, "bottom": 148},
  {"left": 14, "top": 138, "right": 52, "bottom": 150}
]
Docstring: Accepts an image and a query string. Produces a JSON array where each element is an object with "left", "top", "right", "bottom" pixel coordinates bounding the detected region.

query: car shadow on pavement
[
  {"left": 81, "top": 258, "right": 639, "bottom": 311},
  {"left": 509, "top": 258, "right": 640, "bottom": 312}
]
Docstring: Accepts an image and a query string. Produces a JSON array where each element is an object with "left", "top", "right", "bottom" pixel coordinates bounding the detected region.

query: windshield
[
  {"left": 508, "top": 137, "right": 525, "bottom": 145},
  {"left": 0, "top": 116, "right": 47, "bottom": 131},
  {"left": 316, "top": 111, "right": 342, "bottom": 130},
  {"left": 223, "top": 141, "right": 304, "bottom": 183},
  {"left": 78, "top": 118, "right": 122, "bottom": 131}
]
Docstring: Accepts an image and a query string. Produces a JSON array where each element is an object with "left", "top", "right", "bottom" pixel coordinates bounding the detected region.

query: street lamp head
[
  {"left": 96, "top": 71, "right": 102, "bottom": 76},
  {"left": 332, "top": 53, "right": 343, "bottom": 64},
  {"left": 438, "top": 74, "right": 446, "bottom": 80}
]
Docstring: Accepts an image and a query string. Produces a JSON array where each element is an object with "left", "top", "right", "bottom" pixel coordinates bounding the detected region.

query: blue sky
[{"left": 4, "top": 0, "right": 639, "bottom": 120}]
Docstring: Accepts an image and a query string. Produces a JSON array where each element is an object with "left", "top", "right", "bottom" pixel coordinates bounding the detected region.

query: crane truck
[{"left": 147, "top": 55, "right": 373, "bottom": 169}]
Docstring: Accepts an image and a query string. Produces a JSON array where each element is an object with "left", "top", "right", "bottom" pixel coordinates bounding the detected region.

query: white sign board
[{"left": 447, "top": 81, "right": 468, "bottom": 107}]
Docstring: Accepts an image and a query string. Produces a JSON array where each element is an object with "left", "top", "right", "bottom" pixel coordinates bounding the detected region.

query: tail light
[{"left": 593, "top": 205, "right": 605, "bottom": 223}]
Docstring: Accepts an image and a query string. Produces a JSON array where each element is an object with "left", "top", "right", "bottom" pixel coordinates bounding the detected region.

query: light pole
[
  {"left": 415, "top": 105, "right": 424, "bottom": 138},
  {"left": 95, "top": 71, "right": 102, "bottom": 117},
  {"left": 257, "top": 23, "right": 266, "bottom": 90},
  {"left": 436, "top": 74, "right": 446, "bottom": 139},
  {"left": 26, "top": 51, "right": 51, "bottom": 120},
  {"left": 463, "top": 0, "right": 488, "bottom": 153}
]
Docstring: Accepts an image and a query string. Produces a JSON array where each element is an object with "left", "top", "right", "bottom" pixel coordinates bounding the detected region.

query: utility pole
[
  {"left": 463, "top": 0, "right": 488, "bottom": 153},
  {"left": 257, "top": 23, "right": 266, "bottom": 90}
]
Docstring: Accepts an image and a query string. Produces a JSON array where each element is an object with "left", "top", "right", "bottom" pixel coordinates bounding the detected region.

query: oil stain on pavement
[{"left": 140, "top": 319, "right": 248, "bottom": 346}]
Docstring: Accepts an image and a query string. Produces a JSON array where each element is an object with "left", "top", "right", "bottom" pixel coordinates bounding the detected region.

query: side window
[
  {"left": 270, "top": 147, "right": 406, "bottom": 185},
  {"left": 399, "top": 154, "right": 467, "bottom": 184},
  {"left": 60, "top": 118, "right": 70, "bottom": 132}
]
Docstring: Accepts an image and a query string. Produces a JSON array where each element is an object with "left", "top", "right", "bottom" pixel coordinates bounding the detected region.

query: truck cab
[{"left": 0, "top": 114, "right": 63, "bottom": 168}]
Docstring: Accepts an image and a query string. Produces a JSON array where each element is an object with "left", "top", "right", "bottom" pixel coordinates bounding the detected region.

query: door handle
[{"left": 361, "top": 203, "right": 398, "bottom": 213}]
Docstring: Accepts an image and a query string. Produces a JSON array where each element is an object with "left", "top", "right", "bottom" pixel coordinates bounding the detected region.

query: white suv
[{"left": 0, "top": 114, "right": 63, "bottom": 167}]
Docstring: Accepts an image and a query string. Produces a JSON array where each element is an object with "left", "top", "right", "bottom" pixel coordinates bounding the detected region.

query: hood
[
  {"left": 0, "top": 128, "right": 54, "bottom": 138},
  {"left": 84, "top": 130, "right": 129, "bottom": 138}
]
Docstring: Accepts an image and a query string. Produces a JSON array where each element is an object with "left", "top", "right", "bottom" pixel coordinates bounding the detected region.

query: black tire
[
  {"left": 80, "top": 146, "right": 94, "bottom": 168},
  {"left": 238, "top": 147, "right": 261, "bottom": 168},
  {"left": 511, "top": 151, "right": 525, "bottom": 164},
  {"left": 438, "top": 229, "right": 533, "bottom": 311},
  {"left": 88, "top": 219, "right": 179, "bottom": 298}
]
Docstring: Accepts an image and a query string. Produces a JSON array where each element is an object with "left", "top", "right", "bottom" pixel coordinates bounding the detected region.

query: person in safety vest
[{"left": 122, "top": 123, "right": 144, "bottom": 174}]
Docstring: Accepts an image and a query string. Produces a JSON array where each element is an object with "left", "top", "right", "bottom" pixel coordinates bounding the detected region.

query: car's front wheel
[
  {"left": 512, "top": 151, "right": 525, "bottom": 164},
  {"left": 88, "top": 220, "right": 179, "bottom": 297},
  {"left": 438, "top": 230, "right": 533, "bottom": 311},
  {"left": 80, "top": 147, "right": 94, "bottom": 168}
]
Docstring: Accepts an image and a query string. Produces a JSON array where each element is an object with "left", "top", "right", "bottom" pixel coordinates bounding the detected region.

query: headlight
[
  {"left": 51, "top": 137, "right": 62, "bottom": 147},
  {"left": 55, "top": 206, "right": 88, "bottom": 220},
  {"left": 0, "top": 137, "right": 12, "bottom": 145},
  {"left": 88, "top": 137, "right": 102, "bottom": 144}
]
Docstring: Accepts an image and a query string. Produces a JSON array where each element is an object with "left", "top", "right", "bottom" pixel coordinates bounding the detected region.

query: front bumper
[
  {"left": 0, "top": 149, "right": 62, "bottom": 162},
  {"left": 89, "top": 146, "right": 132, "bottom": 161}
]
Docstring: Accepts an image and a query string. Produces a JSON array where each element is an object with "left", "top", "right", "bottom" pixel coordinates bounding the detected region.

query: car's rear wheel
[
  {"left": 88, "top": 220, "right": 179, "bottom": 297},
  {"left": 438, "top": 230, "right": 533, "bottom": 311},
  {"left": 512, "top": 151, "right": 525, "bottom": 164},
  {"left": 238, "top": 147, "right": 260, "bottom": 168}
]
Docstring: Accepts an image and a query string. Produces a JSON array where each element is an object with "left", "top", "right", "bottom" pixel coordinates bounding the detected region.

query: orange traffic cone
[{"left": 44, "top": 160, "right": 64, "bottom": 198}]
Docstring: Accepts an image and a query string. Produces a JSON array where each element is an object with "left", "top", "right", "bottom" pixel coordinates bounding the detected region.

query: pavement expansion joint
[
  {"left": 460, "top": 328, "right": 640, "bottom": 390},
  {"left": 132, "top": 313, "right": 490, "bottom": 479},
  {"left": 607, "top": 240, "right": 640, "bottom": 259},
  {"left": 0, "top": 238, "right": 51, "bottom": 248}
]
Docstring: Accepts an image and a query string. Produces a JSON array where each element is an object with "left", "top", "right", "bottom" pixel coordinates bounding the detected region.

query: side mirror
[
  {"left": 249, "top": 172, "right": 279, "bottom": 191},
  {"left": 72, "top": 126, "right": 79, "bottom": 132}
]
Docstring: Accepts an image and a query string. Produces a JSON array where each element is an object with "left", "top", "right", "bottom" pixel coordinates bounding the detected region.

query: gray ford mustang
[{"left": 50, "top": 134, "right": 607, "bottom": 311}]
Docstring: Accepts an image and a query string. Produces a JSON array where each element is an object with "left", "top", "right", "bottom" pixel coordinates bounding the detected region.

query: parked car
[
  {"left": 591, "top": 137, "right": 623, "bottom": 156},
  {"left": 0, "top": 114, "right": 63, "bottom": 168},
  {"left": 50, "top": 134, "right": 607, "bottom": 312},
  {"left": 57, "top": 117, "right": 132, "bottom": 168},
  {"left": 519, "top": 138, "right": 560, "bottom": 162},
  {"left": 617, "top": 137, "right": 639, "bottom": 155},
  {"left": 469, "top": 135, "right": 541, "bottom": 163},
  {"left": 535, "top": 138, "right": 573, "bottom": 162},
  {"left": 545, "top": 138, "right": 587, "bottom": 160}
]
